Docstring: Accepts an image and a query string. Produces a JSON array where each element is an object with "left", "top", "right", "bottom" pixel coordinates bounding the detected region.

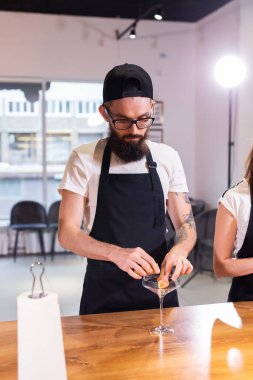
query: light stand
[
  {"left": 181, "top": 55, "right": 246, "bottom": 288},
  {"left": 227, "top": 89, "right": 233, "bottom": 188},
  {"left": 214, "top": 55, "right": 246, "bottom": 188}
]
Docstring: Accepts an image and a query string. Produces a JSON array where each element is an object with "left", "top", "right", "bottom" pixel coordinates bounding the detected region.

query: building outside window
[
  {"left": 8, "top": 133, "right": 38, "bottom": 164},
  {"left": 0, "top": 81, "right": 107, "bottom": 220}
]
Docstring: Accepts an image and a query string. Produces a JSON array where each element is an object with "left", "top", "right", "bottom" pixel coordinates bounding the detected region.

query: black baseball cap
[{"left": 103, "top": 63, "right": 153, "bottom": 103}]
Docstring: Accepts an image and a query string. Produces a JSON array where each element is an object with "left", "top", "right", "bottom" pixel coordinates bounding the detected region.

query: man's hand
[
  {"left": 109, "top": 246, "right": 160, "bottom": 279},
  {"left": 159, "top": 250, "right": 193, "bottom": 282}
]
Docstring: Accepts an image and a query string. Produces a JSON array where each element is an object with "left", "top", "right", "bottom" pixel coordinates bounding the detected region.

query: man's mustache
[{"left": 122, "top": 134, "right": 143, "bottom": 140}]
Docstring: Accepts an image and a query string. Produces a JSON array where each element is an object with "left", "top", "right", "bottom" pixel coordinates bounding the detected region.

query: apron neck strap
[
  {"left": 146, "top": 150, "right": 158, "bottom": 191},
  {"left": 101, "top": 141, "right": 111, "bottom": 175}
]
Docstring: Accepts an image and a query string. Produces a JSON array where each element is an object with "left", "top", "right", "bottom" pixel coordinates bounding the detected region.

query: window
[
  {"left": 0, "top": 178, "right": 21, "bottom": 198},
  {"left": 78, "top": 133, "right": 105, "bottom": 145},
  {"left": 5, "top": 100, "right": 39, "bottom": 115},
  {"left": 8, "top": 133, "right": 38, "bottom": 164},
  {"left": 76, "top": 99, "right": 102, "bottom": 116},
  {"left": 0, "top": 80, "right": 107, "bottom": 219},
  {"left": 0, "top": 82, "right": 43, "bottom": 218},
  {"left": 46, "top": 99, "right": 72, "bottom": 116},
  {"left": 46, "top": 133, "right": 72, "bottom": 164}
]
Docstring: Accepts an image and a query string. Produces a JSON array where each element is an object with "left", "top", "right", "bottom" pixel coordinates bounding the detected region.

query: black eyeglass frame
[{"left": 103, "top": 105, "right": 155, "bottom": 130}]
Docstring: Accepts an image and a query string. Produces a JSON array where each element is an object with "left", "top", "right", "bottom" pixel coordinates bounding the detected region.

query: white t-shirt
[
  {"left": 58, "top": 138, "right": 188, "bottom": 233},
  {"left": 219, "top": 179, "right": 251, "bottom": 254}
]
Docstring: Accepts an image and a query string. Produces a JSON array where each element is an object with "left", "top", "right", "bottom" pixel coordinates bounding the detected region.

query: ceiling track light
[
  {"left": 116, "top": 3, "right": 163, "bottom": 40},
  {"left": 129, "top": 26, "right": 136, "bottom": 39},
  {"left": 154, "top": 8, "right": 163, "bottom": 21}
]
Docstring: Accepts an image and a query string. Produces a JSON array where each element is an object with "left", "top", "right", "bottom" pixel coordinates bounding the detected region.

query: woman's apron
[{"left": 228, "top": 191, "right": 253, "bottom": 302}]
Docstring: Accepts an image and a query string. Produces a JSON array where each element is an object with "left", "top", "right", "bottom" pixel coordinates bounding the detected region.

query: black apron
[
  {"left": 228, "top": 191, "right": 253, "bottom": 302},
  {"left": 79, "top": 141, "right": 178, "bottom": 314}
]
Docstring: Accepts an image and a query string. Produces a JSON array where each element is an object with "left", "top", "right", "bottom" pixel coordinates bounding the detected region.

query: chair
[
  {"left": 181, "top": 208, "right": 217, "bottom": 287},
  {"left": 48, "top": 200, "right": 60, "bottom": 258},
  {"left": 10, "top": 201, "right": 48, "bottom": 261}
]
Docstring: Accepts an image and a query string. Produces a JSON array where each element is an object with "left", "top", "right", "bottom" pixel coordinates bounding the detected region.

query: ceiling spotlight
[
  {"left": 154, "top": 8, "right": 163, "bottom": 21},
  {"left": 130, "top": 27, "right": 136, "bottom": 39},
  {"left": 116, "top": 3, "right": 163, "bottom": 40}
]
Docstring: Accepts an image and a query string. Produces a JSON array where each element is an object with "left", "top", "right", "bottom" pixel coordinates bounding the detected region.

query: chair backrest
[
  {"left": 48, "top": 200, "right": 60, "bottom": 224},
  {"left": 10, "top": 201, "right": 48, "bottom": 225},
  {"left": 195, "top": 208, "right": 217, "bottom": 241}
]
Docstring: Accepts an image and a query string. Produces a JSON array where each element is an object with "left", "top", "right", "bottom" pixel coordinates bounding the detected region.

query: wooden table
[{"left": 1, "top": 302, "right": 253, "bottom": 379}]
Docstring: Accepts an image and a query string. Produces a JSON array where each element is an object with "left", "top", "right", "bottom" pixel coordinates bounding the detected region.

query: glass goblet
[{"left": 142, "top": 273, "right": 180, "bottom": 335}]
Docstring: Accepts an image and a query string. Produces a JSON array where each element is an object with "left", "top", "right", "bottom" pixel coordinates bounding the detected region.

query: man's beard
[{"left": 108, "top": 126, "right": 149, "bottom": 163}]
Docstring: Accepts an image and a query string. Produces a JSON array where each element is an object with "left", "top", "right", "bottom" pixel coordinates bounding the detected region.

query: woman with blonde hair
[{"left": 214, "top": 145, "right": 253, "bottom": 301}]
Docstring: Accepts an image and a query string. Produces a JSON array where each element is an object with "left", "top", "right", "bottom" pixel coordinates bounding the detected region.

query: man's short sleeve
[
  {"left": 58, "top": 151, "right": 88, "bottom": 197},
  {"left": 169, "top": 152, "right": 189, "bottom": 193}
]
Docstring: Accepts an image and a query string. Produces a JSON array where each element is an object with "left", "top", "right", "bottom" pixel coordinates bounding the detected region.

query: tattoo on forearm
[
  {"left": 183, "top": 210, "right": 196, "bottom": 229},
  {"left": 175, "top": 225, "right": 187, "bottom": 243},
  {"left": 171, "top": 193, "right": 196, "bottom": 244}
]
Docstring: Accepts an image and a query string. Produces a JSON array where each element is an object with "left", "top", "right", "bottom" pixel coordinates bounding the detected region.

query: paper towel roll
[{"left": 17, "top": 292, "right": 67, "bottom": 380}]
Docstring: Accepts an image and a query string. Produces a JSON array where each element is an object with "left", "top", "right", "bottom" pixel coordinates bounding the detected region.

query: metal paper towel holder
[{"left": 29, "top": 261, "right": 47, "bottom": 299}]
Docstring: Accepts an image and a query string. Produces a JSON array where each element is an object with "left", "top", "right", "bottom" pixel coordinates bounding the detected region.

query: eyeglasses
[{"left": 104, "top": 105, "right": 155, "bottom": 130}]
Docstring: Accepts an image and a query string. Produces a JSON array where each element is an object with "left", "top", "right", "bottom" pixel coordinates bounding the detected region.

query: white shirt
[
  {"left": 58, "top": 138, "right": 188, "bottom": 233},
  {"left": 219, "top": 179, "right": 251, "bottom": 254}
]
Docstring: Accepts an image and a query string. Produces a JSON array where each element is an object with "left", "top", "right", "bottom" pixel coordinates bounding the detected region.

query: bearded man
[{"left": 58, "top": 63, "right": 196, "bottom": 315}]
